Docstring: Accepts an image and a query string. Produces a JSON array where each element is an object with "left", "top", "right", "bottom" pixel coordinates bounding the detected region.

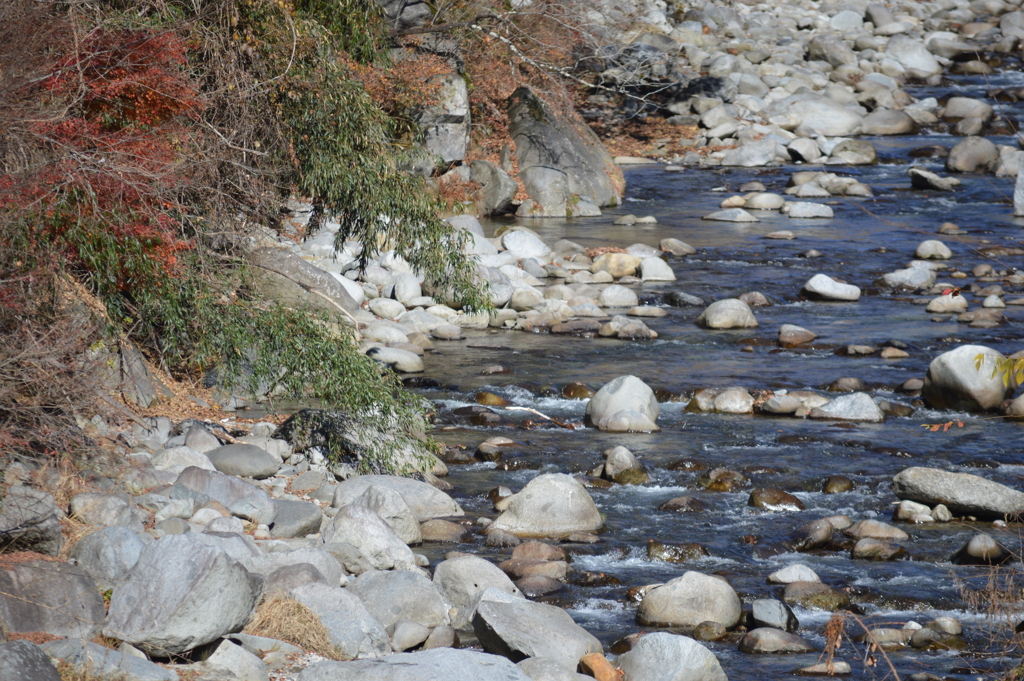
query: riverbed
[{"left": 410, "top": 84, "right": 1024, "bottom": 680}]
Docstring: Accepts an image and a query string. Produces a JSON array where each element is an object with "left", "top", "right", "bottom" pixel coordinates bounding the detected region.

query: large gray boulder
[
  {"left": 171, "top": 467, "right": 278, "bottom": 525},
  {"left": 70, "top": 526, "right": 146, "bottom": 590},
  {"left": 0, "top": 561, "right": 105, "bottom": 639},
  {"left": 0, "top": 487, "right": 63, "bottom": 555},
  {"left": 922, "top": 345, "right": 1012, "bottom": 411},
  {"left": 248, "top": 247, "right": 359, "bottom": 316},
  {"left": 487, "top": 474, "right": 603, "bottom": 538},
  {"left": 354, "top": 485, "right": 421, "bottom": 544},
  {"left": 518, "top": 166, "right": 569, "bottom": 217},
  {"left": 584, "top": 375, "right": 659, "bottom": 431},
  {"left": 419, "top": 74, "right": 470, "bottom": 163},
  {"left": 637, "top": 571, "right": 742, "bottom": 628},
  {"left": 103, "top": 534, "right": 263, "bottom": 656},
  {"left": 616, "top": 631, "right": 728, "bottom": 681},
  {"left": 69, "top": 493, "right": 144, "bottom": 532},
  {"left": 296, "top": 648, "right": 532, "bottom": 681},
  {"left": 205, "top": 444, "right": 281, "bottom": 479},
  {"left": 331, "top": 475, "right": 463, "bottom": 521},
  {"left": 433, "top": 556, "right": 523, "bottom": 631},
  {"left": 241, "top": 546, "right": 342, "bottom": 586},
  {"left": 507, "top": 87, "right": 623, "bottom": 208},
  {"left": 892, "top": 467, "right": 1024, "bottom": 519},
  {"left": 319, "top": 503, "right": 417, "bottom": 570},
  {"left": 42, "top": 638, "right": 176, "bottom": 681},
  {"left": 696, "top": 299, "right": 758, "bottom": 329},
  {"left": 291, "top": 582, "right": 391, "bottom": 659},
  {"left": 0, "top": 640, "right": 60, "bottom": 681},
  {"left": 348, "top": 569, "right": 451, "bottom": 629},
  {"left": 471, "top": 161, "right": 518, "bottom": 216},
  {"left": 473, "top": 596, "right": 602, "bottom": 670},
  {"left": 269, "top": 499, "right": 324, "bottom": 538}
]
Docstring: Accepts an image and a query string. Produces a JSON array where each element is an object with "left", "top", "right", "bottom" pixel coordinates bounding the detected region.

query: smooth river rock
[
  {"left": 637, "top": 571, "right": 742, "bottom": 628},
  {"left": 696, "top": 299, "right": 758, "bottom": 329},
  {"left": 892, "top": 467, "right": 1024, "bottom": 518},
  {"left": 584, "top": 375, "right": 660, "bottom": 432},
  {"left": 616, "top": 632, "right": 728, "bottom": 681},
  {"left": 922, "top": 345, "right": 1013, "bottom": 411},
  {"left": 487, "top": 474, "right": 603, "bottom": 538}
]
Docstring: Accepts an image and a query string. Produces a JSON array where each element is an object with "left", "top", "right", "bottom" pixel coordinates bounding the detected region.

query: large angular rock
[
  {"left": 270, "top": 499, "right": 324, "bottom": 538},
  {"left": 248, "top": 247, "right": 359, "bottom": 317},
  {"left": 296, "top": 648, "right": 532, "bottom": 681},
  {"left": 637, "top": 571, "right": 742, "bottom": 628},
  {"left": 240, "top": 547, "right": 342, "bottom": 587},
  {"left": 319, "top": 503, "right": 417, "bottom": 570},
  {"left": 584, "top": 375, "right": 659, "bottom": 431},
  {"left": 70, "top": 526, "right": 146, "bottom": 590},
  {"left": 487, "top": 474, "right": 603, "bottom": 538},
  {"left": 171, "top": 467, "right": 277, "bottom": 525},
  {"left": 42, "top": 638, "right": 176, "bottom": 681},
  {"left": 473, "top": 596, "right": 602, "bottom": 669},
  {"left": 0, "top": 640, "right": 60, "bottom": 681},
  {"left": 471, "top": 161, "right": 518, "bottom": 216},
  {"left": 331, "top": 475, "right": 463, "bottom": 521},
  {"left": 290, "top": 582, "right": 391, "bottom": 660},
  {"left": 616, "top": 632, "right": 727, "bottom": 681},
  {"left": 0, "top": 561, "right": 105, "bottom": 639},
  {"left": 69, "top": 493, "right": 144, "bottom": 532},
  {"left": 507, "top": 87, "right": 623, "bottom": 208},
  {"left": 517, "top": 166, "right": 569, "bottom": 217},
  {"left": 892, "top": 467, "right": 1024, "bottom": 519},
  {"left": 348, "top": 569, "right": 451, "bottom": 629},
  {"left": 922, "top": 345, "right": 1012, "bottom": 411},
  {"left": 354, "top": 485, "right": 421, "bottom": 544},
  {"left": 0, "top": 487, "right": 63, "bottom": 555},
  {"left": 419, "top": 74, "right": 470, "bottom": 163},
  {"left": 433, "top": 556, "right": 524, "bottom": 631},
  {"left": 205, "top": 444, "right": 281, "bottom": 479},
  {"left": 103, "top": 534, "right": 263, "bottom": 656}
]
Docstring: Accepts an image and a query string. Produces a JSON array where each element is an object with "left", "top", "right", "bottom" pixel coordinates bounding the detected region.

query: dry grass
[
  {"left": 56, "top": 660, "right": 128, "bottom": 681},
  {"left": 245, "top": 597, "right": 342, "bottom": 660}
]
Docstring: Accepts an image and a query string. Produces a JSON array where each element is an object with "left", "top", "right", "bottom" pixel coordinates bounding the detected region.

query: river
[{"left": 409, "top": 77, "right": 1024, "bottom": 680}]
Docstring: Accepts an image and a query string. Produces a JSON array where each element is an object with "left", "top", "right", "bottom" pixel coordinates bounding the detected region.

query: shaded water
[{"left": 408, "top": 81, "right": 1024, "bottom": 679}]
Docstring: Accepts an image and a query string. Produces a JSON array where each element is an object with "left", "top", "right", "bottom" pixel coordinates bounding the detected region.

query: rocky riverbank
[{"left": 8, "top": 0, "right": 1024, "bottom": 678}]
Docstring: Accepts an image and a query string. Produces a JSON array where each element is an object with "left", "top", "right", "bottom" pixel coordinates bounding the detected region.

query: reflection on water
[{"left": 416, "top": 80, "right": 1024, "bottom": 679}]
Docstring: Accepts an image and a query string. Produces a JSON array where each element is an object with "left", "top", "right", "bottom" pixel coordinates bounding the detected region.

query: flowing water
[{"left": 409, "top": 77, "right": 1024, "bottom": 679}]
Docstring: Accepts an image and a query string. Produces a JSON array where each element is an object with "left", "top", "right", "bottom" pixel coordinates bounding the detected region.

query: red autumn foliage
[{"left": 0, "top": 26, "right": 203, "bottom": 290}]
